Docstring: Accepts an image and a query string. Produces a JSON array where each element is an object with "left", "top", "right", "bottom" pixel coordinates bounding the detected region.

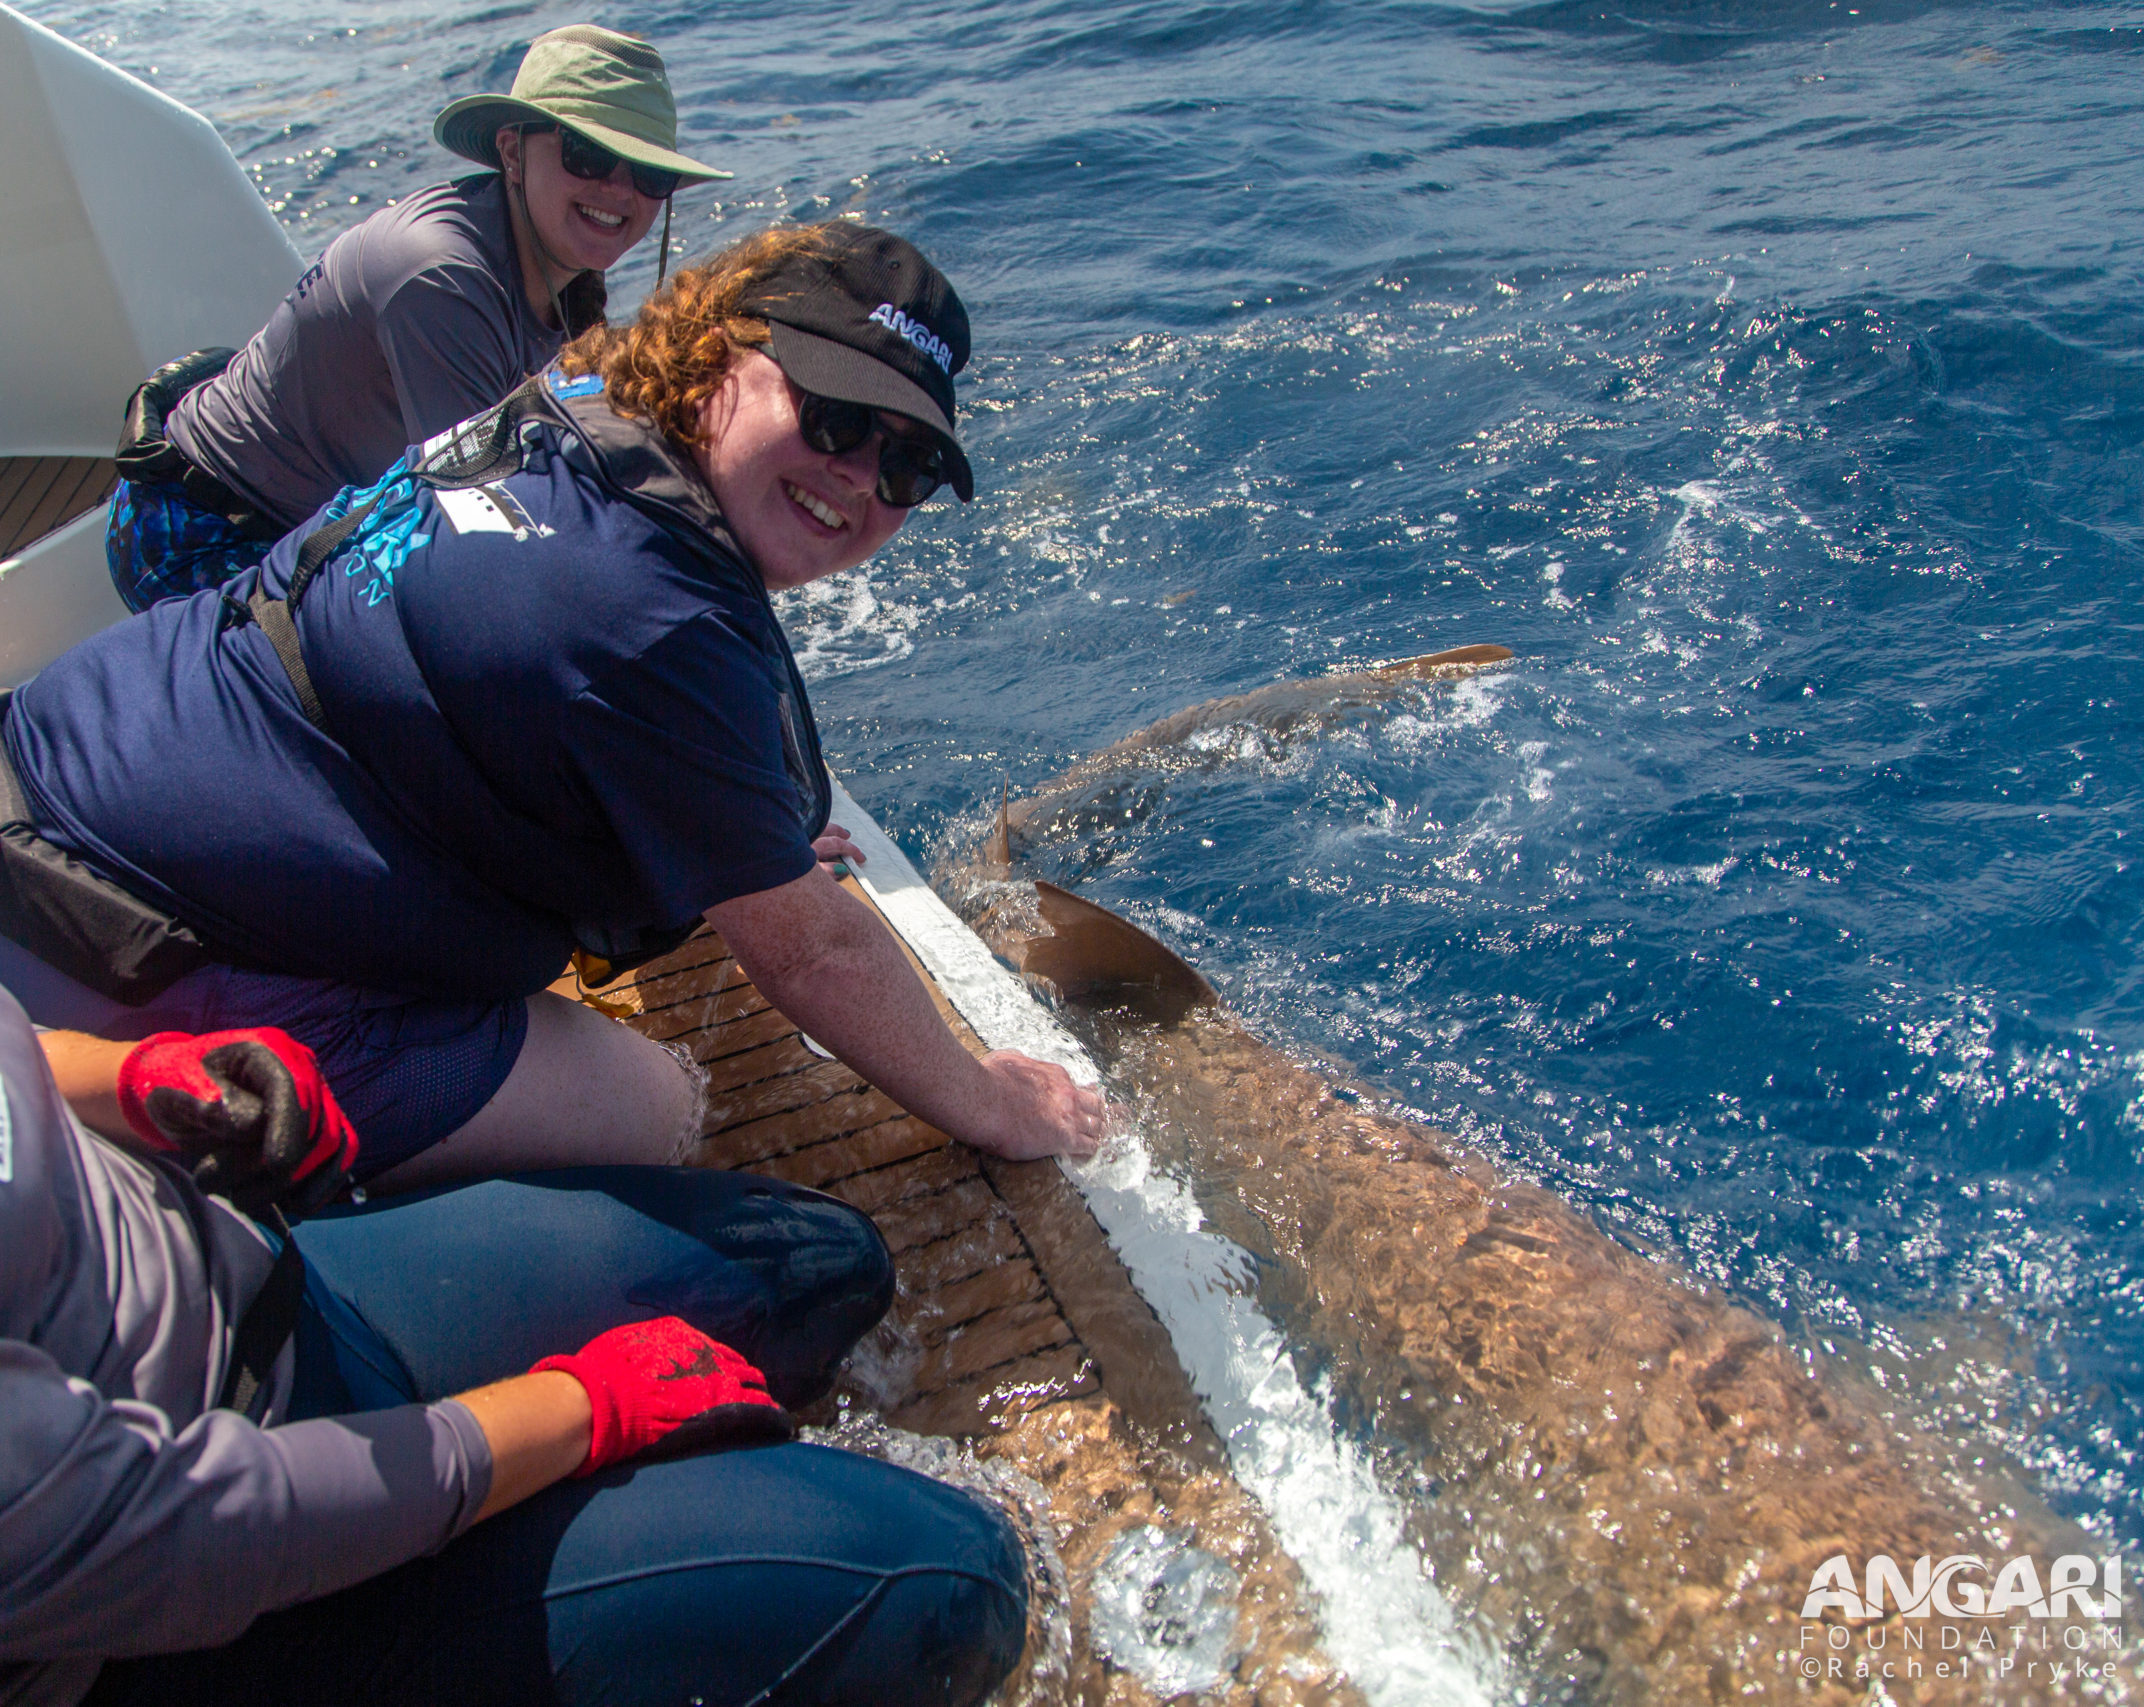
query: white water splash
[
  {"left": 776, "top": 569, "right": 917, "bottom": 680},
  {"left": 831, "top": 782, "right": 1499, "bottom": 1707},
  {"left": 1088, "top": 1525, "right": 1244, "bottom": 1695}
]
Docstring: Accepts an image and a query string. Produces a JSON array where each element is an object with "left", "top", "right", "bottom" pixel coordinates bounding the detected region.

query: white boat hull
[{"left": 0, "top": 1, "right": 300, "bottom": 686}]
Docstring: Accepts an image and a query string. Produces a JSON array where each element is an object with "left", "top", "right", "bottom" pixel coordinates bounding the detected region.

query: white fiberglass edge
[{"left": 827, "top": 780, "right": 1497, "bottom": 1707}]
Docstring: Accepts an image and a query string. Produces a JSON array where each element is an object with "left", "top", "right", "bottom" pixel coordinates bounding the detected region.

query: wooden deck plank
[
  {"left": 603, "top": 880, "right": 1204, "bottom": 1447},
  {"left": 712, "top": 1081, "right": 906, "bottom": 1157},
  {"left": 701, "top": 1058, "right": 857, "bottom": 1135},
  {"left": 824, "top": 1146, "right": 983, "bottom": 1216},
  {"left": 0, "top": 459, "right": 66, "bottom": 556},
  {"left": 916, "top": 1260, "right": 1051, "bottom": 1340},
  {"left": 732, "top": 1115, "right": 950, "bottom": 1192},
  {"left": 24, "top": 461, "right": 96, "bottom": 543},
  {"left": 889, "top": 1342, "right": 1099, "bottom": 1437},
  {"left": 633, "top": 979, "right": 765, "bottom": 1042},
  {"left": 873, "top": 1174, "right": 1005, "bottom": 1247},
  {"left": 704, "top": 1071, "right": 868, "bottom": 1146},
  {"left": 695, "top": 1043, "right": 823, "bottom": 1102},
  {"left": 891, "top": 1212, "right": 1028, "bottom": 1289},
  {"left": 0, "top": 458, "right": 63, "bottom": 536},
  {"left": 0, "top": 457, "right": 115, "bottom": 559},
  {"left": 913, "top": 1300, "right": 1075, "bottom": 1390},
  {"left": 631, "top": 950, "right": 749, "bottom": 1013},
  {"left": 0, "top": 458, "right": 39, "bottom": 512},
  {"left": 53, "top": 461, "right": 116, "bottom": 532},
  {"left": 682, "top": 1006, "right": 809, "bottom": 1070}
]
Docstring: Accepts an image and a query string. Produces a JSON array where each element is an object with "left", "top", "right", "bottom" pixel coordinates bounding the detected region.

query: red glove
[
  {"left": 533, "top": 1317, "right": 796, "bottom": 1475},
  {"left": 116, "top": 1029, "right": 358, "bottom": 1220}
]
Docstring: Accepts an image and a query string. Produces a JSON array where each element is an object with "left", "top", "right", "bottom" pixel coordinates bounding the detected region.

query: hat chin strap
[{"left": 511, "top": 167, "right": 589, "bottom": 335}]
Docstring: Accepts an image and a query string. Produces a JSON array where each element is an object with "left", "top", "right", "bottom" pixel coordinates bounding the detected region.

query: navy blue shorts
[
  {"left": 105, "top": 476, "right": 271, "bottom": 612},
  {"left": 1, "top": 934, "right": 524, "bottom": 1181},
  {"left": 101, "top": 963, "right": 529, "bottom": 1180}
]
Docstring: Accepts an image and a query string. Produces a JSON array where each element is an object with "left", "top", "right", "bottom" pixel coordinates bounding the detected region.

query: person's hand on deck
[
  {"left": 812, "top": 823, "right": 865, "bottom": 869},
  {"left": 968, "top": 1050, "right": 1106, "bottom": 1161}
]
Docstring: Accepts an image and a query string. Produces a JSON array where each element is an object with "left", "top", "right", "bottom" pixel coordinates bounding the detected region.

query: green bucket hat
[{"left": 433, "top": 24, "right": 730, "bottom": 184}]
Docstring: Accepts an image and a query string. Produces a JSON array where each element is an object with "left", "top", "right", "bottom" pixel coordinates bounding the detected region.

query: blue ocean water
[{"left": 31, "top": 0, "right": 2144, "bottom": 1551}]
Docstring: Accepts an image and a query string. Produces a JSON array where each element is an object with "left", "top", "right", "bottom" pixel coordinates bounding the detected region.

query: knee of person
[
  {"left": 867, "top": 1559, "right": 1029, "bottom": 1707},
  {"left": 795, "top": 1188, "right": 895, "bottom": 1324},
  {"left": 903, "top": 1489, "right": 1028, "bottom": 1707},
  {"left": 744, "top": 1186, "right": 893, "bottom": 1407},
  {"left": 954, "top": 1480, "right": 1029, "bottom": 1611},
  {"left": 805, "top": 1468, "right": 1028, "bottom": 1707}
]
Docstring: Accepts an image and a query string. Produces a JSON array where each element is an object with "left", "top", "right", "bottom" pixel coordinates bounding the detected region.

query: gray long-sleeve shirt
[
  {"left": 164, "top": 173, "right": 562, "bottom": 530},
  {"left": 0, "top": 989, "right": 492, "bottom": 1706}
]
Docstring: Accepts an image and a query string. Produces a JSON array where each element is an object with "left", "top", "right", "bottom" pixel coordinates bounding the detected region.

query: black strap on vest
[
  {"left": 244, "top": 593, "right": 323, "bottom": 730},
  {"left": 222, "top": 377, "right": 544, "bottom": 734},
  {"left": 218, "top": 1207, "right": 305, "bottom": 1416},
  {"left": 228, "top": 492, "right": 381, "bottom": 735}
]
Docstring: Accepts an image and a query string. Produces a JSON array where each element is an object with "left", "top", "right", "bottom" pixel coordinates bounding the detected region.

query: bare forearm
[
  {"left": 718, "top": 879, "right": 998, "bottom": 1142},
  {"left": 711, "top": 867, "right": 1105, "bottom": 1161},
  {"left": 454, "top": 1371, "right": 593, "bottom": 1521},
  {"left": 35, "top": 1030, "right": 134, "bottom": 1140}
]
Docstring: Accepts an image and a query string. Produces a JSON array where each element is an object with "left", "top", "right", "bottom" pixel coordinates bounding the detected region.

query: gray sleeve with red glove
[
  {"left": 535, "top": 1316, "right": 796, "bottom": 1475},
  {"left": 0, "top": 990, "right": 491, "bottom": 1695}
]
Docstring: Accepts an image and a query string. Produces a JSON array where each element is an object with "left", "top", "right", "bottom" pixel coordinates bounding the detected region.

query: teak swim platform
[{"left": 557, "top": 801, "right": 1358, "bottom": 1706}]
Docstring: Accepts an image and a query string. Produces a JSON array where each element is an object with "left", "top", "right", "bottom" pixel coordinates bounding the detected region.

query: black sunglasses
[
  {"left": 520, "top": 122, "right": 681, "bottom": 200},
  {"left": 797, "top": 391, "right": 949, "bottom": 508}
]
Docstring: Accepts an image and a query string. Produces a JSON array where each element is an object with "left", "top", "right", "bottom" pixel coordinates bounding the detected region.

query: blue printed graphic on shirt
[
  {"left": 325, "top": 462, "right": 432, "bottom": 607},
  {"left": 547, "top": 370, "right": 605, "bottom": 401}
]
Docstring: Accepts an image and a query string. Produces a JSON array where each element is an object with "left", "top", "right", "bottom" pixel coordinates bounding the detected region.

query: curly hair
[{"left": 557, "top": 223, "right": 840, "bottom": 451}]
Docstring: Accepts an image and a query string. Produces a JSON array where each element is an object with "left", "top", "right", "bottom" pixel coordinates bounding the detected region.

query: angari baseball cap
[{"left": 739, "top": 225, "right": 975, "bottom": 502}]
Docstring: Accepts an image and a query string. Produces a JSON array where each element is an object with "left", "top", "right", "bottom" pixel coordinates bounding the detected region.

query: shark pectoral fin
[
  {"left": 1017, "top": 881, "right": 1217, "bottom": 1025},
  {"left": 1371, "top": 642, "right": 1514, "bottom": 679}
]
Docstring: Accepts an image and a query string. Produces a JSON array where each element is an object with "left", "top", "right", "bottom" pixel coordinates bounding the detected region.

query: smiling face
[
  {"left": 495, "top": 123, "right": 662, "bottom": 280},
  {"left": 693, "top": 349, "right": 911, "bottom": 591}
]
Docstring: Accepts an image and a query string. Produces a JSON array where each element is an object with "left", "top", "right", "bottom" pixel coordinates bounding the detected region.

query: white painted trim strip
[{"left": 826, "top": 779, "right": 1494, "bottom": 1706}]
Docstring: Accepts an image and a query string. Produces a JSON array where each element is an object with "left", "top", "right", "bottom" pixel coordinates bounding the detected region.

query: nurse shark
[
  {"left": 981, "top": 643, "right": 1514, "bottom": 872},
  {"left": 938, "top": 652, "right": 2117, "bottom": 1706}
]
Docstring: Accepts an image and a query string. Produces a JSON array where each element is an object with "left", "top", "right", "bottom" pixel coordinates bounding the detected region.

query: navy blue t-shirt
[{"left": 5, "top": 386, "right": 826, "bottom": 1000}]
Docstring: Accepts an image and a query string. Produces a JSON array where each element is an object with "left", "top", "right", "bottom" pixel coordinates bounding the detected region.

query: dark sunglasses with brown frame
[
  {"left": 796, "top": 391, "right": 950, "bottom": 508},
  {"left": 518, "top": 121, "right": 681, "bottom": 200}
]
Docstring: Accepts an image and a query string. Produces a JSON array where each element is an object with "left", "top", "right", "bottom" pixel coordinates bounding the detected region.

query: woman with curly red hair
[{"left": 0, "top": 220, "right": 1101, "bottom": 1190}]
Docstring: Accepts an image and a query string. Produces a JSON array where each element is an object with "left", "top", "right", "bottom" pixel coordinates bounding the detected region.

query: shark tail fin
[
  {"left": 1017, "top": 881, "right": 1216, "bottom": 1025},
  {"left": 1371, "top": 642, "right": 1514, "bottom": 679}
]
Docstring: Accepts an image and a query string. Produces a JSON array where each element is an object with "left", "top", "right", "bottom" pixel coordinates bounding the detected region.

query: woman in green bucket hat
[{"left": 106, "top": 25, "right": 730, "bottom": 614}]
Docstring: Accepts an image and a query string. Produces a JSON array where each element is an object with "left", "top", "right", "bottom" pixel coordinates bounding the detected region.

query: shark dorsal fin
[
  {"left": 1369, "top": 642, "right": 1514, "bottom": 679},
  {"left": 1018, "top": 881, "right": 1216, "bottom": 1025}
]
